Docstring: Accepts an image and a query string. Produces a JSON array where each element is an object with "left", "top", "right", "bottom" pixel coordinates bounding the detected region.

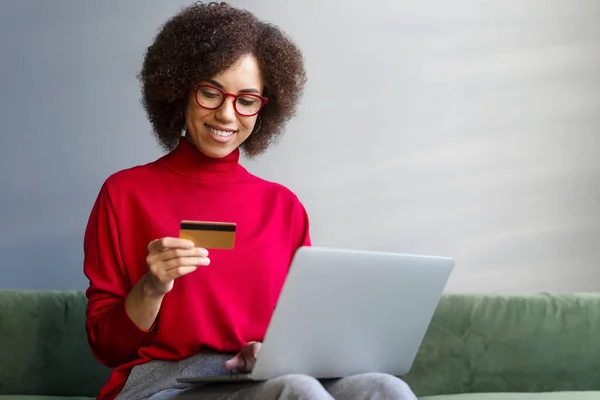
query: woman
[{"left": 83, "top": 2, "right": 418, "bottom": 399}]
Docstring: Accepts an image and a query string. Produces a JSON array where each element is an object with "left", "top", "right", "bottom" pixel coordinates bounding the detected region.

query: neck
[{"left": 159, "top": 137, "right": 241, "bottom": 182}]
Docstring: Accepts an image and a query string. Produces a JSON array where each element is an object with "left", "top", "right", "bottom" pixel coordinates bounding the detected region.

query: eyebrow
[{"left": 206, "top": 79, "right": 261, "bottom": 94}]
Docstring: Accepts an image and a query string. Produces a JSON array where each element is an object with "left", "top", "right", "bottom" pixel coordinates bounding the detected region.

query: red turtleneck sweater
[{"left": 83, "top": 139, "right": 311, "bottom": 400}]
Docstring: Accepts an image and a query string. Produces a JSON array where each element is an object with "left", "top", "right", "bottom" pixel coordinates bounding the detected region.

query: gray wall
[{"left": 1, "top": 0, "right": 599, "bottom": 292}]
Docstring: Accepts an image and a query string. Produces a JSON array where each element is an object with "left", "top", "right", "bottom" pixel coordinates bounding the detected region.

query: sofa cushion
[
  {"left": 421, "top": 391, "right": 600, "bottom": 399},
  {"left": 0, "top": 397, "right": 93, "bottom": 400},
  {"left": 0, "top": 290, "right": 110, "bottom": 397}
]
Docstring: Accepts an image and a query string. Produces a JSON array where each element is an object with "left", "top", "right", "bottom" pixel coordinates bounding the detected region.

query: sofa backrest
[
  {"left": 403, "top": 292, "right": 600, "bottom": 397},
  {"left": 1, "top": 290, "right": 598, "bottom": 397},
  {"left": 0, "top": 290, "right": 111, "bottom": 397}
]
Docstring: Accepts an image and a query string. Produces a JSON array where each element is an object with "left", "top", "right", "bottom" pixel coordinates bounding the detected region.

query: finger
[
  {"left": 149, "top": 266, "right": 198, "bottom": 286},
  {"left": 251, "top": 342, "right": 262, "bottom": 359},
  {"left": 241, "top": 354, "right": 256, "bottom": 372},
  {"left": 146, "top": 248, "right": 209, "bottom": 268},
  {"left": 165, "top": 266, "right": 199, "bottom": 280},
  {"left": 160, "top": 247, "right": 209, "bottom": 261},
  {"left": 224, "top": 353, "right": 245, "bottom": 371},
  {"left": 148, "top": 237, "right": 195, "bottom": 253},
  {"left": 163, "top": 256, "right": 210, "bottom": 271},
  {"left": 247, "top": 343, "right": 261, "bottom": 370},
  {"left": 243, "top": 341, "right": 262, "bottom": 359},
  {"left": 237, "top": 342, "right": 260, "bottom": 372}
]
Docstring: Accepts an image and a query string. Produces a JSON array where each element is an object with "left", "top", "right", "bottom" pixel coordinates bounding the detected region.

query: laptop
[{"left": 177, "top": 245, "right": 454, "bottom": 384}]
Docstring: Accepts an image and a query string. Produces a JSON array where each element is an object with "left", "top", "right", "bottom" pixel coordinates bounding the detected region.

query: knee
[
  {"left": 345, "top": 373, "right": 417, "bottom": 400},
  {"left": 270, "top": 374, "right": 330, "bottom": 399}
]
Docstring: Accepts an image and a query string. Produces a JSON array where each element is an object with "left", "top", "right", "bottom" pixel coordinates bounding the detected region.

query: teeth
[{"left": 206, "top": 125, "right": 235, "bottom": 137}]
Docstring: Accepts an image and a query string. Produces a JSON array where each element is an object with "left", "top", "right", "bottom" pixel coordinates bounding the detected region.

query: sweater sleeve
[{"left": 83, "top": 182, "right": 152, "bottom": 368}]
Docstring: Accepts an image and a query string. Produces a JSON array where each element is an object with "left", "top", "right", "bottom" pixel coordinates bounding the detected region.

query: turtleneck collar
[{"left": 159, "top": 137, "right": 242, "bottom": 182}]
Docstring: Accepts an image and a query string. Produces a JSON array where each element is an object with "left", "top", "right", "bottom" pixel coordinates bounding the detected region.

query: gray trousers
[
  {"left": 115, "top": 351, "right": 418, "bottom": 400},
  {"left": 147, "top": 373, "right": 418, "bottom": 400}
]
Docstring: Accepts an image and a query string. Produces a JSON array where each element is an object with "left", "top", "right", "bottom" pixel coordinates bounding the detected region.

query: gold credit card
[{"left": 179, "top": 220, "right": 236, "bottom": 249}]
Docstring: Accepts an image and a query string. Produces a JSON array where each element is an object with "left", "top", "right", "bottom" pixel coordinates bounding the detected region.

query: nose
[{"left": 215, "top": 95, "right": 236, "bottom": 123}]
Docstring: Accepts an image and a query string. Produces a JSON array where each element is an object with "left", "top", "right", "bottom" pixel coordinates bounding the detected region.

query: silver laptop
[{"left": 177, "top": 245, "right": 454, "bottom": 384}]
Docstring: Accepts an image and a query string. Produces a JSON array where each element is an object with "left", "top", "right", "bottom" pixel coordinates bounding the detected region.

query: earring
[
  {"left": 252, "top": 117, "right": 262, "bottom": 134},
  {"left": 181, "top": 109, "right": 187, "bottom": 135}
]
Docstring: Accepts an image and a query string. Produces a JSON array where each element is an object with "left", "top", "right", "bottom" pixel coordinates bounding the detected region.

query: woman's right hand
[{"left": 144, "top": 237, "right": 210, "bottom": 295}]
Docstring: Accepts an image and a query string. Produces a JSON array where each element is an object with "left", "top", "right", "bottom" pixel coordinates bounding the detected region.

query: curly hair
[{"left": 138, "top": 2, "right": 307, "bottom": 157}]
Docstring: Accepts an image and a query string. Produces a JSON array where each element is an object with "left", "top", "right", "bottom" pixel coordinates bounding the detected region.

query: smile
[{"left": 205, "top": 123, "right": 237, "bottom": 138}]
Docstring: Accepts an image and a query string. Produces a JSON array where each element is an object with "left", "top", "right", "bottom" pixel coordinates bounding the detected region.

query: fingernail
[{"left": 186, "top": 241, "right": 195, "bottom": 248}]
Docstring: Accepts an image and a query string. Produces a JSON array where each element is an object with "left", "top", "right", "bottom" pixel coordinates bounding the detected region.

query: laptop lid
[{"left": 251, "top": 246, "right": 454, "bottom": 380}]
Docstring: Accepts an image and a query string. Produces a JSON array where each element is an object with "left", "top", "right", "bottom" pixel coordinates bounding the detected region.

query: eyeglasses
[{"left": 193, "top": 84, "right": 269, "bottom": 117}]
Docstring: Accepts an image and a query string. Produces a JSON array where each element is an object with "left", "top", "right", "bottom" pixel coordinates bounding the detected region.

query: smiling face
[{"left": 184, "top": 54, "right": 265, "bottom": 158}]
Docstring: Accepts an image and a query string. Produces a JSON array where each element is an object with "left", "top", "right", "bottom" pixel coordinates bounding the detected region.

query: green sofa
[{"left": 0, "top": 290, "right": 598, "bottom": 399}]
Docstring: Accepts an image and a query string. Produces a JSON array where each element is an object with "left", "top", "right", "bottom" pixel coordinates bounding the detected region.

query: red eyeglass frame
[{"left": 193, "top": 84, "right": 269, "bottom": 117}]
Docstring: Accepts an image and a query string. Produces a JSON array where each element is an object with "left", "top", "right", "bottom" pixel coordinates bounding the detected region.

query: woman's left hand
[{"left": 224, "top": 341, "right": 262, "bottom": 372}]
